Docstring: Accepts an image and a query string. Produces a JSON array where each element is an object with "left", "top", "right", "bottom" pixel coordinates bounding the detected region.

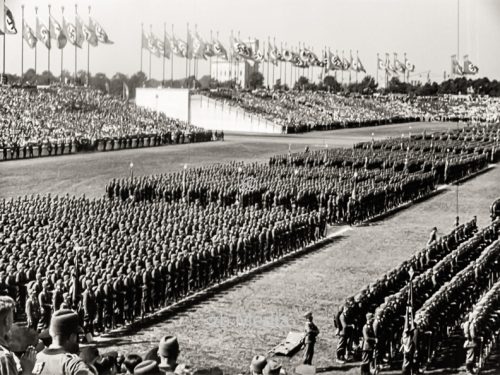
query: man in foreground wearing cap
[
  {"left": 34, "top": 309, "right": 94, "bottom": 375},
  {"left": 157, "top": 336, "right": 181, "bottom": 374},
  {"left": 250, "top": 355, "right": 267, "bottom": 375},
  {"left": 0, "top": 296, "right": 37, "bottom": 375},
  {"left": 302, "top": 312, "right": 319, "bottom": 365}
]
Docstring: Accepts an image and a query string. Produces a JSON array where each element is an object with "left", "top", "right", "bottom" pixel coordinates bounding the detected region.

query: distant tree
[
  {"left": 323, "top": 75, "right": 342, "bottom": 92},
  {"left": 91, "top": 73, "right": 109, "bottom": 93},
  {"left": 128, "top": 71, "right": 147, "bottom": 98},
  {"left": 248, "top": 71, "right": 264, "bottom": 89},
  {"left": 110, "top": 73, "right": 128, "bottom": 97}
]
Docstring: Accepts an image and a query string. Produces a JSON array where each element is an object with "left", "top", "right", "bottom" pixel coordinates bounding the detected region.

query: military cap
[
  {"left": 49, "top": 309, "right": 83, "bottom": 336},
  {"left": 250, "top": 355, "right": 268, "bottom": 374},
  {"left": 366, "top": 313, "right": 374, "bottom": 320},
  {"left": 303, "top": 311, "right": 312, "bottom": 319},
  {"left": 158, "top": 335, "right": 180, "bottom": 357},
  {"left": 134, "top": 360, "right": 162, "bottom": 375},
  {"left": 263, "top": 360, "right": 282, "bottom": 375}
]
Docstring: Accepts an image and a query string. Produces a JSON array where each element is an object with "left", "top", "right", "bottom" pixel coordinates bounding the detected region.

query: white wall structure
[
  {"left": 135, "top": 88, "right": 282, "bottom": 134},
  {"left": 190, "top": 95, "right": 282, "bottom": 134},
  {"left": 135, "top": 88, "right": 191, "bottom": 122}
]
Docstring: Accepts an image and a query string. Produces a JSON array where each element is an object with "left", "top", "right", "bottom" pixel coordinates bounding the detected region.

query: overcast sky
[{"left": 3, "top": 0, "right": 500, "bottom": 83}]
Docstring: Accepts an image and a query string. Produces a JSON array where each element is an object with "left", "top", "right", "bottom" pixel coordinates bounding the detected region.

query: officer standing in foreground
[
  {"left": 361, "top": 313, "right": 376, "bottom": 375},
  {"left": 34, "top": 309, "right": 93, "bottom": 375},
  {"left": 302, "top": 311, "right": 319, "bottom": 365}
]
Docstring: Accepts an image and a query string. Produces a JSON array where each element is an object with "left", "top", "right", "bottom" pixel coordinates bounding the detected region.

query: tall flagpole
[
  {"left": 61, "top": 6, "right": 64, "bottom": 83},
  {"left": 266, "top": 37, "right": 270, "bottom": 89},
  {"left": 140, "top": 23, "right": 143, "bottom": 73},
  {"left": 2, "top": 0, "right": 5, "bottom": 77},
  {"left": 341, "top": 50, "right": 344, "bottom": 86},
  {"left": 376, "top": 53, "right": 379, "bottom": 86},
  {"left": 21, "top": 5, "right": 25, "bottom": 82},
  {"left": 148, "top": 24, "right": 152, "bottom": 80},
  {"left": 457, "top": 0, "right": 460, "bottom": 58},
  {"left": 87, "top": 5, "right": 91, "bottom": 86},
  {"left": 215, "top": 31, "right": 219, "bottom": 86},
  {"left": 355, "top": 50, "right": 359, "bottom": 84},
  {"left": 209, "top": 29, "right": 212, "bottom": 86},
  {"left": 171, "top": 24, "right": 174, "bottom": 87},
  {"left": 34, "top": 7, "right": 38, "bottom": 78},
  {"left": 349, "top": 49, "right": 352, "bottom": 86},
  {"left": 74, "top": 4, "right": 78, "bottom": 84},
  {"left": 284, "top": 42, "right": 287, "bottom": 89},
  {"left": 185, "top": 22, "right": 188, "bottom": 84},
  {"left": 48, "top": 4, "right": 51, "bottom": 85},
  {"left": 162, "top": 22, "right": 166, "bottom": 86},
  {"left": 272, "top": 37, "right": 276, "bottom": 88}
]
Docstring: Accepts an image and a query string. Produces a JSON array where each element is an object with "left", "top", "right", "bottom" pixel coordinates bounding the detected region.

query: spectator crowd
[
  {"left": 0, "top": 86, "right": 217, "bottom": 162},
  {"left": 206, "top": 89, "right": 500, "bottom": 133}
]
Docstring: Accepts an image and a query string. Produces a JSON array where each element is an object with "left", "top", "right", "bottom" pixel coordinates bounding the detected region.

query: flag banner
[
  {"left": 385, "top": 55, "right": 398, "bottom": 76},
  {"left": 331, "top": 54, "right": 343, "bottom": 70},
  {"left": 50, "top": 15, "right": 67, "bottom": 49},
  {"left": 78, "top": 16, "right": 98, "bottom": 47},
  {"left": 155, "top": 38, "right": 165, "bottom": 58},
  {"left": 148, "top": 32, "right": 161, "bottom": 57},
  {"left": 90, "top": 17, "right": 113, "bottom": 44},
  {"left": 74, "top": 15, "right": 85, "bottom": 48},
  {"left": 405, "top": 59, "right": 415, "bottom": 72},
  {"left": 187, "top": 30, "right": 204, "bottom": 59},
  {"left": 5, "top": 6, "right": 17, "bottom": 34},
  {"left": 356, "top": 56, "right": 366, "bottom": 73},
  {"left": 267, "top": 45, "right": 279, "bottom": 65},
  {"left": 0, "top": 3, "right": 4, "bottom": 34},
  {"left": 163, "top": 33, "right": 172, "bottom": 58},
  {"left": 463, "top": 55, "right": 478, "bottom": 75},
  {"left": 308, "top": 51, "right": 320, "bottom": 66},
  {"left": 451, "top": 55, "right": 464, "bottom": 75},
  {"left": 203, "top": 41, "right": 215, "bottom": 59},
  {"left": 232, "top": 37, "right": 252, "bottom": 60},
  {"left": 141, "top": 30, "right": 149, "bottom": 51},
  {"left": 254, "top": 49, "right": 265, "bottom": 62},
  {"left": 299, "top": 49, "right": 310, "bottom": 63},
  {"left": 63, "top": 17, "right": 77, "bottom": 46},
  {"left": 395, "top": 58, "right": 406, "bottom": 73},
  {"left": 377, "top": 57, "right": 386, "bottom": 70},
  {"left": 23, "top": 23, "right": 37, "bottom": 48},
  {"left": 342, "top": 56, "right": 351, "bottom": 71},
  {"left": 123, "top": 82, "right": 130, "bottom": 102},
  {"left": 36, "top": 17, "right": 51, "bottom": 49},
  {"left": 282, "top": 49, "right": 293, "bottom": 62},
  {"left": 213, "top": 40, "right": 228, "bottom": 60},
  {"left": 171, "top": 35, "right": 185, "bottom": 57},
  {"left": 294, "top": 59, "right": 309, "bottom": 69},
  {"left": 177, "top": 38, "right": 189, "bottom": 58}
]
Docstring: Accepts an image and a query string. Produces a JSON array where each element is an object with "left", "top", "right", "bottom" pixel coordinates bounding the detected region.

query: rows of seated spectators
[
  {"left": 205, "top": 89, "right": 500, "bottom": 133},
  {"left": 0, "top": 86, "right": 218, "bottom": 162}
]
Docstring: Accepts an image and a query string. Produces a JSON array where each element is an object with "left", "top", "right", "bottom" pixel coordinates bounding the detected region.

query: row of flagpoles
[
  {"left": 451, "top": 55, "right": 479, "bottom": 76},
  {"left": 0, "top": 2, "right": 112, "bottom": 84},
  {"left": 140, "top": 25, "right": 375, "bottom": 88}
]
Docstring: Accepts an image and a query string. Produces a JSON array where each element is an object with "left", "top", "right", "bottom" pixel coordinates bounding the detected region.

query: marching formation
[{"left": 336, "top": 206, "right": 500, "bottom": 374}]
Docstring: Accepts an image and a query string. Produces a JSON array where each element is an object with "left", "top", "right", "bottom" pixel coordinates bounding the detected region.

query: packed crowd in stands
[
  {"left": 0, "top": 86, "right": 217, "bottom": 162},
  {"left": 0, "top": 124, "right": 500, "bottom": 374},
  {"left": 205, "top": 89, "right": 500, "bottom": 133}
]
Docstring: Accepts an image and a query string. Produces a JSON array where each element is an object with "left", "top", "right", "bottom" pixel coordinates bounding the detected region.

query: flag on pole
[
  {"left": 203, "top": 41, "right": 215, "bottom": 59},
  {"left": 377, "top": 55, "right": 386, "bottom": 70},
  {"left": 141, "top": 29, "right": 149, "bottom": 51},
  {"left": 451, "top": 55, "right": 464, "bottom": 75},
  {"left": 63, "top": 17, "right": 78, "bottom": 46},
  {"left": 268, "top": 45, "right": 279, "bottom": 66},
  {"left": 4, "top": 6, "right": 17, "bottom": 34},
  {"left": 356, "top": 55, "right": 366, "bottom": 73},
  {"left": 78, "top": 15, "right": 97, "bottom": 47},
  {"left": 232, "top": 36, "right": 252, "bottom": 60},
  {"left": 213, "top": 39, "right": 228, "bottom": 60},
  {"left": 74, "top": 15, "right": 86, "bottom": 48},
  {"left": 341, "top": 56, "right": 351, "bottom": 71},
  {"left": 0, "top": 3, "right": 4, "bottom": 34},
  {"left": 188, "top": 30, "right": 205, "bottom": 59},
  {"left": 23, "top": 23, "right": 38, "bottom": 48},
  {"left": 90, "top": 17, "right": 113, "bottom": 44},
  {"left": 147, "top": 32, "right": 161, "bottom": 57},
  {"left": 50, "top": 15, "right": 67, "bottom": 48},
  {"left": 395, "top": 56, "right": 406, "bottom": 73},
  {"left": 463, "top": 55, "right": 479, "bottom": 75},
  {"left": 36, "top": 17, "right": 51, "bottom": 49},
  {"left": 163, "top": 33, "right": 172, "bottom": 58},
  {"left": 123, "top": 82, "right": 130, "bottom": 102},
  {"left": 405, "top": 59, "right": 415, "bottom": 72},
  {"left": 299, "top": 49, "right": 310, "bottom": 63}
]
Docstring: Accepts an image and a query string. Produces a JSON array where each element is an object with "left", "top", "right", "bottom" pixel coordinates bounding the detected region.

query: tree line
[{"left": 3, "top": 69, "right": 500, "bottom": 98}]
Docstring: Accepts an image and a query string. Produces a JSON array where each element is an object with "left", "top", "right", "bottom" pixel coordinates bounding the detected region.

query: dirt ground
[{"left": 1, "top": 121, "right": 496, "bottom": 375}]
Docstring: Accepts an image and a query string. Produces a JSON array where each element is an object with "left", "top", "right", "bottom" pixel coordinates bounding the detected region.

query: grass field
[{"left": 1, "top": 121, "right": 496, "bottom": 375}]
